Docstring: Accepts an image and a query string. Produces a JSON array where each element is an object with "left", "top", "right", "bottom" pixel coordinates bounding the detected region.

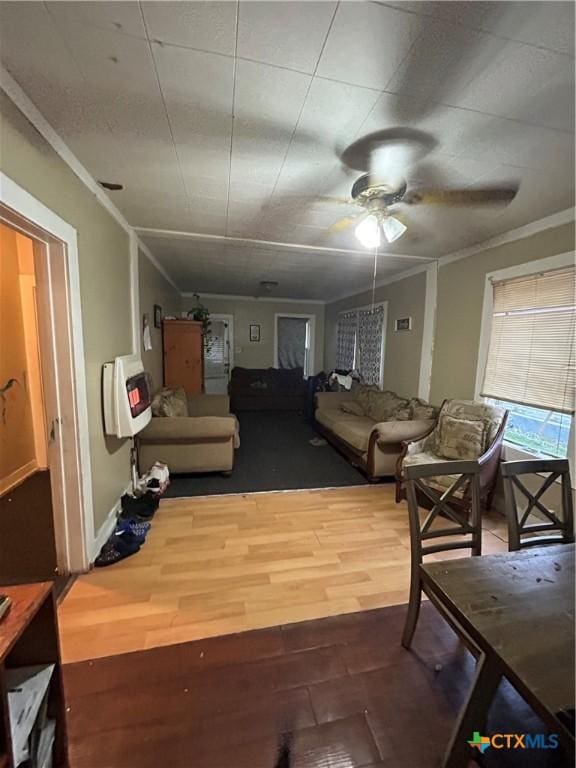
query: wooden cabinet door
[{"left": 163, "top": 320, "right": 204, "bottom": 394}]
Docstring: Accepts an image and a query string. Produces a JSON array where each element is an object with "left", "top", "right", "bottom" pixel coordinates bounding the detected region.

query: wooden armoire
[{"left": 163, "top": 319, "right": 204, "bottom": 394}]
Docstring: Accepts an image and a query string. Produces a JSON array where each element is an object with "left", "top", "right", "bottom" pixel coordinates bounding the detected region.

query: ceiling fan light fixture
[
  {"left": 381, "top": 215, "right": 407, "bottom": 243},
  {"left": 355, "top": 215, "right": 381, "bottom": 249}
]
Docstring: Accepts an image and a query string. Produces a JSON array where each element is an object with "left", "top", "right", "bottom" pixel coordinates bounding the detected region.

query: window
[
  {"left": 335, "top": 303, "right": 387, "bottom": 385},
  {"left": 485, "top": 399, "right": 571, "bottom": 458},
  {"left": 479, "top": 264, "right": 575, "bottom": 458},
  {"left": 274, "top": 314, "right": 315, "bottom": 377}
]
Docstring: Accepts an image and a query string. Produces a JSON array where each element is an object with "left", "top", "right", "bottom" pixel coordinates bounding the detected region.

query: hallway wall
[{"left": 1, "top": 93, "right": 132, "bottom": 532}]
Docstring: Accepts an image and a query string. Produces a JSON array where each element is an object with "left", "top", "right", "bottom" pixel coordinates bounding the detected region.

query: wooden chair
[
  {"left": 402, "top": 459, "right": 482, "bottom": 649},
  {"left": 501, "top": 459, "right": 575, "bottom": 551}
]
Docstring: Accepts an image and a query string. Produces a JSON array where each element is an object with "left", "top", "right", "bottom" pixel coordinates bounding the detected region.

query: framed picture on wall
[
  {"left": 249, "top": 324, "right": 260, "bottom": 342},
  {"left": 154, "top": 304, "right": 162, "bottom": 329}
]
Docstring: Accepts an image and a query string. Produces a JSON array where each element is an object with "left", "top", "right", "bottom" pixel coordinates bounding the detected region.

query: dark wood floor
[{"left": 63, "top": 603, "right": 572, "bottom": 768}]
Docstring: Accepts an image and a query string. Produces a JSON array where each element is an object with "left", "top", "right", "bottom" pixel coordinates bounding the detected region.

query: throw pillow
[
  {"left": 366, "top": 391, "right": 409, "bottom": 422},
  {"left": 408, "top": 397, "right": 438, "bottom": 421},
  {"left": 355, "top": 384, "right": 381, "bottom": 414},
  {"left": 340, "top": 401, "right": 365, "bottom": 416},
  {"left": 151, "top": 387, "right": 188, "bottom": 417},
  {"left": 437, "top": 414, "right": 485, "bottom": 460}
]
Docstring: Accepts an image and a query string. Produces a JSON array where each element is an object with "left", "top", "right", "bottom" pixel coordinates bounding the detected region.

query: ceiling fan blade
[
  {"left": 314, "top": 196, "right": 354, "bottom": 206},
  {"left": 328, "top": 213, "right": 365, "bottom": 234},
  {"left": 404, "top": 185, "right": 518, "bottom": 206},
  {"left": 264, "top": 195, "right": 353, "bottom": 212}
]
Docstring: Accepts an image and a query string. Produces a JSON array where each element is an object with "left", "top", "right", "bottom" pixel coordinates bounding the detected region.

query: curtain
[
  {"left": 357, "top": 305, "right": 385, "bottom": 385},
  {"left": 204, "top": 320, "right": 227, "bottom": 378},
  {"left": 277, "top": 317, "right": 307, "bottom": 370},
  {"left": 481, "top": 266, "right": 575, "bottom": 413},
  {"left": 335, "top": 311, "right": 357, "bottom": 370}
]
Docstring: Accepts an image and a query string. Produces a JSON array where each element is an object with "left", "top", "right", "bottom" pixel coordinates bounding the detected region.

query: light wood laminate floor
[{"left": 58, "top": 485, "right": 509, "bottom": 663}]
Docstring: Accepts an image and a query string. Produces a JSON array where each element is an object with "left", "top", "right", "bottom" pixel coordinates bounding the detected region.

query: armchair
[{"left": 395, "top": 399, "right": 508, "bottom": 513}]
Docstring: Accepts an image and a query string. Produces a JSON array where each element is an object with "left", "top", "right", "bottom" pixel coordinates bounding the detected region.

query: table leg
[{"left": 443, "top": 652, "right": 502, "bottom": 768}]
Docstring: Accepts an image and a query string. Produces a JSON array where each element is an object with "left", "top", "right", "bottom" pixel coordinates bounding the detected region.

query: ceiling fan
[
  {"left": 334, "top": 172, "right": 519, "bottom": 247},
  {"left": 299, "top": 129, "right": 519, "bottom": 248}
]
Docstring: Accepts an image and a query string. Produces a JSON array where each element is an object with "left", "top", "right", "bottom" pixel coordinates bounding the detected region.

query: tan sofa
[
  {"left": 315, "top": 388, "right": 438, "bottom": 481},
  {"left": 137, "top": 393, "right": 239, "bottom": 475}
]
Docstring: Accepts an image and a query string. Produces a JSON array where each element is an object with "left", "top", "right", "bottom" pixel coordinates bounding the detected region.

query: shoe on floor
[
  {"left": 116, "top": 518, "right": 151, "bottom": 539},
  {"left": 121, "top": 492, "right": 158, "bottom": 519},
  {"left": 114, "top": 527, "right": 147, "bottom": 546},
  {"left": 95, "top": 536, "right": 140, "bottom": 567}
]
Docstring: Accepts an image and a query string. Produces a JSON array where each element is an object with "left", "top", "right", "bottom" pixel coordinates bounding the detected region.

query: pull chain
[{"left": 371, "top": 245, "right": 378, "bottom": 310}]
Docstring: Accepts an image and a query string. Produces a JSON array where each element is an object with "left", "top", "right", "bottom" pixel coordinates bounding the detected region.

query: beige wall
[
  {"left": 186, "top": 295, "right": 326, "bottom": 373},
  {"left": 1, "top": 94, "right": 132, "bottom": 532},
  {"left": 0, "top": 223, "right": 37, "bottom": 489},
  {"left": 138, "top": 250, "right": 180, "bottom": 392},
  {"left": 324, "top": 270, "right": 427, "bottom": 397},
  {"left": 429, "top": 222, "right": 576, "bottom": 405}
]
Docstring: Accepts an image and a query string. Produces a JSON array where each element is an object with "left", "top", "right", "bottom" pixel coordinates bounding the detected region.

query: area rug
[{"left": 164, "top": 410, "right": 369, "bottom": 498}]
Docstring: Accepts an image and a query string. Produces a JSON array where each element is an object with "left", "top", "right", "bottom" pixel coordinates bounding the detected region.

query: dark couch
[{"left": 230, "top": 367, "right": 306, "bottom": 411}]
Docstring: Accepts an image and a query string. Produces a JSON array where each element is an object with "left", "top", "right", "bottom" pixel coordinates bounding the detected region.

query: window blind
[{"left": 481, "top": 265, "right": 576, "bottom": 414}]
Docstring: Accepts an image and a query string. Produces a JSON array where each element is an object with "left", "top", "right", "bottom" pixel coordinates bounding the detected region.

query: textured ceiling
[
  {"left": 1, "top": 1, "right": 574, "bottom": 300},
  {"left": 139, "top": 231, "right": 431, "bottom": 300}
]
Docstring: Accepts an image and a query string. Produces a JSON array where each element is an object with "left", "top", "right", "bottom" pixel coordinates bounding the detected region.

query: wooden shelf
[
  {"left": 0, "top": 583, "right": 67, "bottom": 768},
  {"left": 0, "top": 583, "right": 52, "bottom": 660}
]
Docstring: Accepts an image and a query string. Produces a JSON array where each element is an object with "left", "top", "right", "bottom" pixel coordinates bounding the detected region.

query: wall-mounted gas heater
[{"left": 103, "top": 356, "right": 152, "bottom": 438}]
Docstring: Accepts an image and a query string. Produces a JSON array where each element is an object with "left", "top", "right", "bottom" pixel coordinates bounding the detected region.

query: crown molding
[
  {"left": 135, "top": 226, "right": 433, "bottom": 261},
  {"left": 182, "top": 291, "right": 326, "bottom": 306},
  {"left": 0, "top": 65, "right": 180, "bottom": 292},
  {"left": 439, "top": 207, "right": 575, "bottom": 267},
  {"left": 136, "top": 239, "right": 180, "bottom": 293}
]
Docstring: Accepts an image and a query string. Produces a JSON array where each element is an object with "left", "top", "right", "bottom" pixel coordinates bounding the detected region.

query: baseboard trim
[{"left": 90, "top": 483, "right": 131, "bottom": 564}]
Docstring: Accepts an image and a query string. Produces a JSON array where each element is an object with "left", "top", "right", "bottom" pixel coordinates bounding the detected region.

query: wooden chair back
[
  {"left": 501, "top": 459, "right": 575, "bottom": 551},
  {"left": 404, "top": 460, "right": 483, "bottom": 564}
]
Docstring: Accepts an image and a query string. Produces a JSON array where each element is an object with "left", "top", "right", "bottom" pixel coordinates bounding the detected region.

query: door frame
[
  {"left": 0, "top": 172, "right": 93, "bottom": 573},
  {"left": 274, "top": 313, "right": 316, "bottom": 377},
  {"left": 204, "top": 313, "right": 234, "bottom": 390}
]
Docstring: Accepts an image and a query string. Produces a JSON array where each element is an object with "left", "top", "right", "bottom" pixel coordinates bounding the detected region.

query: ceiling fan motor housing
[{"left": 351, "top": 174, "right": 407, "bottom": 206}]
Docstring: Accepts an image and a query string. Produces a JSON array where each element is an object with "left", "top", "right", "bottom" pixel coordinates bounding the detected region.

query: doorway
[
  {"left": 0, "top": 222, "right": 59, "bottom": 585},
  {"left": 1, "top": 174, "right": 93, "bottom": 579},
  {"left": 274, "top": 313, "right": 315, "bottom": 377},
  {"left": 204, "top": 314, "right": 234, "bottom": 395}
]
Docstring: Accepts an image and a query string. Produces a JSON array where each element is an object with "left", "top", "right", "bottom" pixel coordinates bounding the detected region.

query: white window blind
[{"left": 481, "top": 265, "right": 576, "bottom": 414}]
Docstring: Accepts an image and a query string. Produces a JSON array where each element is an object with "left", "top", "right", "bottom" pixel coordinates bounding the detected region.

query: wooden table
[
  {"left": 0, "top": 583, "right": 67, "bottom": 768},
  {"left": 421, "top": 544, "right": 575, "bottom": 767}
]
